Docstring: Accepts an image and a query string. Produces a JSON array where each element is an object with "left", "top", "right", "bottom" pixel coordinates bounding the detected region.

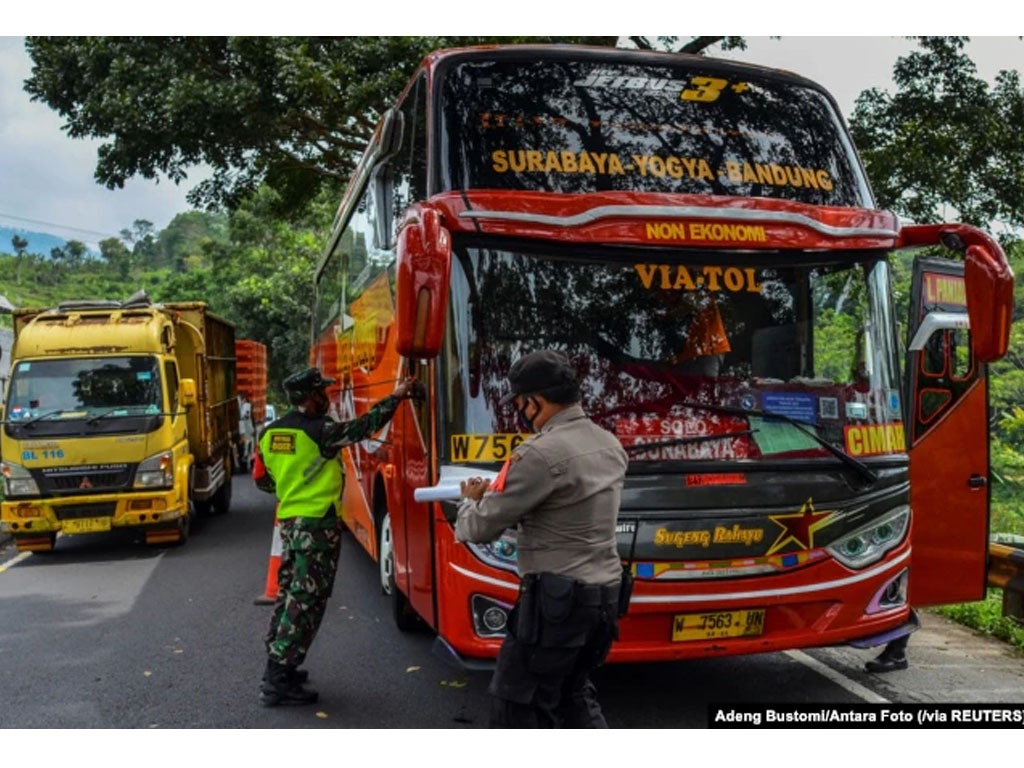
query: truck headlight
[
  {"left": 134, "top": 451, "right": 174, "bottom": 489},
  {"left": 827, "top": 505, "right": 910, "bottom": 570},
  {"left": 1, "top": 462, "right": 39, "bottom": 497},
  {"left": 466, "top": 529, "right": 518, "bottom": 573}
]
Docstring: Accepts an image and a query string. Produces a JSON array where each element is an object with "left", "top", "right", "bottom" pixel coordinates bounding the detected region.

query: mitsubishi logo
[{"left": 79, "top": 476, "right": 93, "bottom": 490}]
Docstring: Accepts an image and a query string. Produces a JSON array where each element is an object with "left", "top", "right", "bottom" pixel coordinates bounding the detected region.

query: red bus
[{"left": 311, "top": 45, "right": 1013, "bottom": 666}]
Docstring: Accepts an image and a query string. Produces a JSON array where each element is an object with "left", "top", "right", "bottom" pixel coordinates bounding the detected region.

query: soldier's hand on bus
[
  {"left": 460, "top": 477, "right": 491, "bottom": 501},
  {"left": 393, "top": 377, "right": 426, "bottom": 401}
]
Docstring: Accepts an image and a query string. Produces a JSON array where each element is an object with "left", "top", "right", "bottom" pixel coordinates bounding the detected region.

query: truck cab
[{"left": 0, "top": 295, "right": 236, "bottom": 550}]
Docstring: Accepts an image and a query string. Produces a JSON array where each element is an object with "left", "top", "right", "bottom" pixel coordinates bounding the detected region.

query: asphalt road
[{"left": 0, "top": 477, "right": 1022, "bottom": 728}]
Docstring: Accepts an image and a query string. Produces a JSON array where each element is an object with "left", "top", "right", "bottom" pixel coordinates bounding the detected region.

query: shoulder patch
[{"left": 269, "top": 433, "right": 296, "bottom": 454}]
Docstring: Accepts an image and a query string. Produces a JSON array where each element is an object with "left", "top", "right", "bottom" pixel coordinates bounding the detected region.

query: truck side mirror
[
  {"left": 395, "top": 208, "right": 451, "bottom": 360},
  {"left": 180, "top": 378, "right": 197, "bottom": 409},
  {"left": 965, "top": 244, "right": 1014, "bottom": 363}
]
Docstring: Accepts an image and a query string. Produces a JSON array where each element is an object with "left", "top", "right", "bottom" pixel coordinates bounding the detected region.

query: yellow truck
[{"left": 0, "top": 293, "right": 238, "bottom": 551}]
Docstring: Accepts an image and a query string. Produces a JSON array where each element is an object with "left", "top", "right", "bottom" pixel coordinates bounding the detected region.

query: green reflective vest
[{"left": 259, "top": 423, "right": 343, "bottom": 520}]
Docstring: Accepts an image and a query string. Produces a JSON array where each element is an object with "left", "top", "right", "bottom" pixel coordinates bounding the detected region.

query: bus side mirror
[
  {"left": 965, "top": 244, "right": 1014, "bottom": 363},
  {"left": 180, "top": 378, "right": 197, "bottom": 409},
  {"left": 395, "top": 208, "right": 451, "bottom": 360}
]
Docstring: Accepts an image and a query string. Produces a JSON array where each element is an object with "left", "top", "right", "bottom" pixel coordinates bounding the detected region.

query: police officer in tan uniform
[{"left": 456, "top": 350, "right": 629, "bottom": 728}]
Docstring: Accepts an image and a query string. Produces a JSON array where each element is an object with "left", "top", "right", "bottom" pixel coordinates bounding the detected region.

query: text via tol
[{"left": 634, "top": 263, "right": 764, "bottom": 293}]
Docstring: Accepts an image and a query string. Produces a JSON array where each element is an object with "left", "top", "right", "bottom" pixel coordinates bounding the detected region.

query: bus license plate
[
  {"left": 671, "top": 609, "right": 765, "bottom": 642},
  {"left": 62, "top": 517, "right": 111, "bottom": 534}
]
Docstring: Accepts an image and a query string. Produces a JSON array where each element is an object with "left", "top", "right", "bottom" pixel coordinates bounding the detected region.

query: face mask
[
  {"left": 515, "top": 396, "right": 541, "bottom": 432},
  {"left": 310, "top": 390, "right": 330, "bottom": 417}
]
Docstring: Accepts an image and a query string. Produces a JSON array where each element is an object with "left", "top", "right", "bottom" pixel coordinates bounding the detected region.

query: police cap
[
  {"left": 282, "top": 367, "right": 336, "bottom": 404},
  {"left": 499, "top": 350, "right": 578, "bottom": 406}
]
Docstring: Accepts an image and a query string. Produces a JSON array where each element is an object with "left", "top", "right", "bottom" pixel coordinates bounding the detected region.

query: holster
[
  {"left": 516, "top": 572, "right": 581, "bottom": 646},
  {"left": 515, "top": 573, "right": 542, "bottom": 645},
  {"left": 617, "top": 567, "right": 634, "bottom": 618}
]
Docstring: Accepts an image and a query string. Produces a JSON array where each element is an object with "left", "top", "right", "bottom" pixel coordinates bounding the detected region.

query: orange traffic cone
[{"left": 253, "top": 515, "right": 283, "bottom": 606}]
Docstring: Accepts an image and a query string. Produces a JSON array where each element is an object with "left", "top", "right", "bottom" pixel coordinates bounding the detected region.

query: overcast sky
[{"left": 0, "top": 36, "right": 1021, "bottom": 248}]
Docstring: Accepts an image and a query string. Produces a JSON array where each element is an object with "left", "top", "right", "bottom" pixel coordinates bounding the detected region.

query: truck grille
[
  {"left": 34, "top": 465, "right": 135, "bottom": 496},
  {"left": 54, "top": 502, "right": 117, "bottom": 520}
]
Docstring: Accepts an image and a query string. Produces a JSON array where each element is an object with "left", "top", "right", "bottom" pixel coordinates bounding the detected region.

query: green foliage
[
  {"left": 154, "top": 186, "right": 333, "bottom": 396},
  {"left": 23, "top": 36, "right": 617, "bottom": 213},
  {"left": 934, "top": 589, "right": 1024, "bottom": 652},
  {"left": 850, "top": 36, "right": 1024, "bottom": 232}
]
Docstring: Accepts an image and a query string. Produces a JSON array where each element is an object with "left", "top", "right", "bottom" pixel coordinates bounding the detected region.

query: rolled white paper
[
  {"left": 413, "top": 466, "right": 499, "bottom": 503},
  {"left": 412, "top": 485, "right": 464, "bottom": 502}
]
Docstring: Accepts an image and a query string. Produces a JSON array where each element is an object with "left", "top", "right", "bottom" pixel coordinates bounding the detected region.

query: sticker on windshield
[
  {"left": 845, "top": 402, "right": 869, "bottom": 420},
  {"left": 616, "top": 415, "right": 752, "bottom": 462},
  {"left": 887, "top": 391, "right": 902, "bottom": 417},
  {"left": 844, "top": 423, "right": 905, "bottom": 457},
  {"left": 634, "top": 263, "right": 764, "bottom": 293},
  {"left": 762, "top": 392, "right": 817, "bottom": 424},
  {"left": 137, "top": 371, "right": 152, "bottom": 381},
  {"left": 17, "top": 363, "right": 30, "bottom": 372},
  {"left": 819, "top": 397, "right": 839, "bottom": 420}
]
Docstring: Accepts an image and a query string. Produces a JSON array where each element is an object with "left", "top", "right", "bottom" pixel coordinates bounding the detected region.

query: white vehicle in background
[{"left": 234, "top": 395, "right": 257, "bottom": 473}]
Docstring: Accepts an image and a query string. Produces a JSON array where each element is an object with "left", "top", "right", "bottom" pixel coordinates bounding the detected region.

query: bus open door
[{"left": 900, "top": 226, "right": 1014, "bottom": 606}]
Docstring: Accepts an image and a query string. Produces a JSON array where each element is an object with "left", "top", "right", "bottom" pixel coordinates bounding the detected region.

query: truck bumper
[{"left": 1, "top": 488, "right": 187, "bottom": 542}]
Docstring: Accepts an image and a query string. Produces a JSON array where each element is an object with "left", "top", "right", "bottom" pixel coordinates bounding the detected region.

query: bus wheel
[{"left": 379, "top": 511, "right": 420, "bottom": 632}]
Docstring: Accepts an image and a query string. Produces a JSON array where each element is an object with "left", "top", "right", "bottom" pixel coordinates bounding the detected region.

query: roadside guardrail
[{"left": 988, "top": 539, "right": 1024, "bottom": 619}]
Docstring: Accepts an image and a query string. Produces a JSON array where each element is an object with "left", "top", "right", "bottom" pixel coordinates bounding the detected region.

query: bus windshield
[
  {"left": 440, "top": 56, "right": 870, "bottom": 207},
  {"left": 442, "top": 244, "right": 904, "bottom": 465}
]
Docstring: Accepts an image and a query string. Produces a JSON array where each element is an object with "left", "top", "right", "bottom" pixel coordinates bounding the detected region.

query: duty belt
[{"left": 576, "top": 581, "right": 621, "bottom": 607}]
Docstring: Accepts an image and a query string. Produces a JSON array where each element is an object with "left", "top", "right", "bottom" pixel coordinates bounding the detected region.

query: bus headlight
[
  {"left": 134, "top": 451, "right": 174, "bottom": 489},
  {"left": 1, "top": 462, "right": 40, "bottom": 497},
  {"left": 827, "top": 505, "right": 910, "bottom": 570},
  {"left": 466, "top": 529, "right": 518, "bottom": 573}
]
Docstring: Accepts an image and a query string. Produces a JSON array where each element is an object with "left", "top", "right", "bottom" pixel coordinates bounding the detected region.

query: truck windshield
[
  {"left": 6, "top": 356, "right": 162, "bottom": 430},
  {"left": 442, "top": 244, "right": 904, "bottom": 465}
]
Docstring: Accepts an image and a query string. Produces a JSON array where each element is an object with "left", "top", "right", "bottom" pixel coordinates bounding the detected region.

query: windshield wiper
[
  {"left": 85, "top": 408, "right": 134, "bottom": 425},
  {"left": 15, "top": 410, "right": 68, "bottom": 429},
  {"left": 623, "top": 429, "right": 757, "bottom": 456},
  {"left": 85, "top": 407, "right": 166, "bottom": 425},
  {"left": 674, "top": 399, "right": 878, "bottom": 484}
]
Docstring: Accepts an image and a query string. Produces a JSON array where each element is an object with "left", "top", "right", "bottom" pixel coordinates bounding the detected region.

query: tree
[
  {"left": 23, "top": 36, "right": 737, "bottom": 213},
  {"left": 64, "top": 240, "right": 87, "bottom": 270},
  {"left": 850, "top": 37, "right": 1024, "bottom": 233},
  {"left": 11, "top": 234, "right": 28, "bottom": 282},
  {"left": 99, "top": 236, "right": 132, "bottom": 281},
  {"left": 157, "top": 210, "right": 228, "bottom": 271}
]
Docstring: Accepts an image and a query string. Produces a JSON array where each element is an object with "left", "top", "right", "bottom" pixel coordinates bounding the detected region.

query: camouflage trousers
[{"left": 265, "top": 512, "right": 343, "bottom": 667}]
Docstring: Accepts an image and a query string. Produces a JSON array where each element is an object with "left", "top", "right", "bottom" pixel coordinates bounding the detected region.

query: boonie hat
[
  {"left": 283, "top": 367, "right": 336, "bottom": 404},
  {"left": 499, "top": 350, "right": 577, "bottom": 406}
]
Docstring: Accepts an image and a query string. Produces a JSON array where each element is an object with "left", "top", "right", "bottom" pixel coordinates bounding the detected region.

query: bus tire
[{"left": 379, "top": 511, "right": 420, "bottom": 632}]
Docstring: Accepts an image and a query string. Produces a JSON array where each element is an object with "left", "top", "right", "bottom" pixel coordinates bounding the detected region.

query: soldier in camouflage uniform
[{"left": 253, "top": 366, "right": 421, "bottom": 706}]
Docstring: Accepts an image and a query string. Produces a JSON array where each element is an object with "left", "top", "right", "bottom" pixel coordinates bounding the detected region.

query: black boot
[
  {"left": 289, "top": 667, "right": 310, "bottom": 684},
  {"left": 259, "top": 659, "right": 319, "bottom": 706},
  {"left": 865, "top": 638, "right": 909, "bottom": 673}
]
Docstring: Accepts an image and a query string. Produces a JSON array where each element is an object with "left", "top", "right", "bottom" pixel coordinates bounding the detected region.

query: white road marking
[
  {"left": 0, "top": 551, "right": 32, "bottom": 573},
  {"left": 784, "top": 649, "right": 891, "bottom": 704}
]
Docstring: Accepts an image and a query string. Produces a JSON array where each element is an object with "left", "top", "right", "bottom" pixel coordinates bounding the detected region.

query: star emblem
[{"left": 766, "top": 498, "right": 835, "bottom": 555}]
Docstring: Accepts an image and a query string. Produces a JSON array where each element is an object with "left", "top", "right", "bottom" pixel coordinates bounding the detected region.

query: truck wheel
[
  {"left": 193, "top": 498, "right": 214, "bottom": 517},
  {"left": 176, "top": 513, "right": 190, "bottom": 545},
  {"left": 379, "top": 511, "right": 420, "bottom": 632},
  {"left": 212, "top": 475, "right": 233, "bottom": 515}
]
